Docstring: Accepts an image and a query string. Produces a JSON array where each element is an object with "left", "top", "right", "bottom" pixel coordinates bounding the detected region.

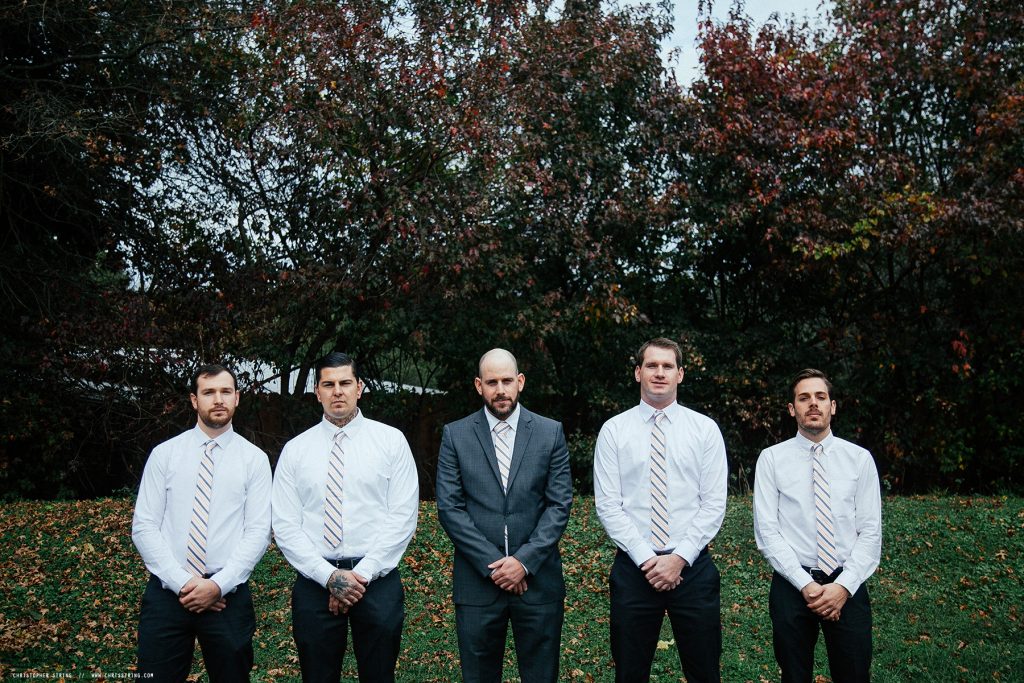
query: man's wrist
[
  {"left": 325, "top": 568, "right": 343, "bottom": 589},
  {"left": 834, "top": 575, "right": 855, "bottom": 597},
  {"left": 514, "top": 556, "right": 530, "bottom": 575}
]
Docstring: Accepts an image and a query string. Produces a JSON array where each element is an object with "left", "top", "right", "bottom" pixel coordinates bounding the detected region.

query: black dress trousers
[
  {"left": 291, "top": 569, "right": 404, "bottom": 683},
  {"left": 609, "top": 549, "right": 722, "bottom": 683},
  {"left": 768, "top": 571, "right": 872, "bottom": 683},
  {"left": 137, "top": 574, "right": 255, "bottom": 683}
]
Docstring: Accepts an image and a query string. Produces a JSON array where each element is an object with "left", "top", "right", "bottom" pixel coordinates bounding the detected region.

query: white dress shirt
[
  {"left": 132, "top": 425, "right": 273, "bottom": 596},
  {"left": 482, "top": 403, "right": 521, "bottom": 468},
  {"left": 594, "top": 401, "right": 729, "bottom": 567},
  {"left": 483, "top": 404, "right": 520, "bottom": 560},
  {"left": 272, "top": 411, "right": 419, "bottom": 586},
  {"left": 753, "top": 430, "right": 882, "bottom": 595}
]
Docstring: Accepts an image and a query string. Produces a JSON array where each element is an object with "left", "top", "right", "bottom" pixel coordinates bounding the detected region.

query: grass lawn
[{"left": 1, "top": 495, "right": 1021, "bottom": 681}]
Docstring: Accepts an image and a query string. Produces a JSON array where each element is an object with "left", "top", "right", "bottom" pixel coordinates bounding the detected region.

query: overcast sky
[{"left": 646, "top": 0, "right": 833, "bottom": 81}]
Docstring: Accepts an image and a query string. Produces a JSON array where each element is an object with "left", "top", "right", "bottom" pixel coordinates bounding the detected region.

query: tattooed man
[{"left": 272, "top": 352, "right": 418, "bottom": 683}]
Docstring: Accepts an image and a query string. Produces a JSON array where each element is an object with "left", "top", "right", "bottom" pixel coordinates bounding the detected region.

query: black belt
[
  {"left": 326, "top": 557, "right": 364, "bottom": 570},
  {"left": 637, "top": 546, "right": 709, "bottom": 558},
  {"left": 662, "top": 546, "right": 709, "bottom": 557},
  {"left": 156, "top": 572, "right": 219, "bottom": 580},
  {"left": 803, "top": 566, "right": 843, "bottom": 585}
]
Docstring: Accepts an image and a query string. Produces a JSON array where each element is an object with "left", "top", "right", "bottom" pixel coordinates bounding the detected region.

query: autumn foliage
[{"left": 0, "top": 0, "right": 1021, "bottom": 496}]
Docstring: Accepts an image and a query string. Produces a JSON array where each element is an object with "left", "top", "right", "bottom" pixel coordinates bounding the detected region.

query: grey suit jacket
[{"left": 436, "top": 406, "right": 573, "bottom": 606}]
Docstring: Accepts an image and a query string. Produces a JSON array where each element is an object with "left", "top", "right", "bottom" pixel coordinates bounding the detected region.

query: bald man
[{"left": 436, "top": 349, "right": 573, "bottom": 683}]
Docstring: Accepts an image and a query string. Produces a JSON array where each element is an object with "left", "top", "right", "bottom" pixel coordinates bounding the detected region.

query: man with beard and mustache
[
  {"left": 132, "top": 364, "right": 272, "bottom": 682},
  {"left": 753, "top": 368, "right": 882, "bottom": 683},
  {"left": 436, "top": 348, "right": 572, "bottom": 683}
]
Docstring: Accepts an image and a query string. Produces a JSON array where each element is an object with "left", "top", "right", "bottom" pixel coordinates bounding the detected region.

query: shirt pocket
[
  {"left": 618, "top": 441, "right": 649, "bottom": 484},
  {"left": 829, "top": 471, "right": 858, "bottom": 520}
]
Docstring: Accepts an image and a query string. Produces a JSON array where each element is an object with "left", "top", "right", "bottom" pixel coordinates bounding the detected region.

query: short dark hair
[
  {"left": 315, "top": 351, "right": 359, "bottom": 384},
  {"left": 634, "top": 337, "right": 683, "bottom": 368},
  {"left": 790, "top": 368, "right": 833, "bottom": 401},
  {"left": 190, "top": 364, "right": 237, "bottom": 395}
]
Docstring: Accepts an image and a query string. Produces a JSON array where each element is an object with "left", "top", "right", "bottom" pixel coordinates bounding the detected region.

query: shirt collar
[
  {"left": 638, "top": 400, "right": 681, "bottom": 423},
  {"left": 484, "top": 403, "right": 521, "bottom": 433},
  {"left": 795, "top": 429, "right": 835, "bottom": 452},
  {"left": 319, "top": 409, "right": 365, "bottom": 440},
  {"left": 192, "top": 424, "right": 235, "bottom": 450}
]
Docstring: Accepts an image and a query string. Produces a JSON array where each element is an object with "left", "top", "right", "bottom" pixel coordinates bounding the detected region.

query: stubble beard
[{"left": 800, "top": 416, "right": 829, "bottom": 436}]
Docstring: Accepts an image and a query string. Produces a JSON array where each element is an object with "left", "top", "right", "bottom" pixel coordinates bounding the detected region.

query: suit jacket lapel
[
  {"left": 472, "top": 408, "right": 502, "bottom": 486},
  {"left": 506, "top": 407, "right": 534, "bottom": 491}
]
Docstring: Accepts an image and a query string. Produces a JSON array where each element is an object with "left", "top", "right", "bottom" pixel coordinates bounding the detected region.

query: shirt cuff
[
  {"left": 353, "top": 558, "right": 379, "bottom": 582},
  {"left": 673, "top": 542, "right": 699, "bottom": 567},
  {"left": 209, "top": 571, "right": 239, "bottom": 597},
  {"left": 313, "top": 561, "right": 337, "bottom": 588},
  {"left": 626, "top": 541, "right": 656, "bottom": 568},
  {"left": 790, "top": 569, "right": 817, "bottom": 592},
  {"left": 165, "top": 568, "right": 193, "bottom": 596},
  {"left": 835, "top": 570, "right": 861, "bottom": 596}
]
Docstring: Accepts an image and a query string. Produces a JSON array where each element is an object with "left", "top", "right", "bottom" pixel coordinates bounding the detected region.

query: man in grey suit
[{"left": 436, "top": 348, "right": 573, "bottom": 683}]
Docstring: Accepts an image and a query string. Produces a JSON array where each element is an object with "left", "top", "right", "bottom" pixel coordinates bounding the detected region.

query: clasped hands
[
  {"left": 489, "top": 556, "right": 527, "bottom": 595},
  {"left": 640, "top": 554, "right": 687, "bottom": 592},
  {"left": 327, "top": 568, "right": 369, "bottom": 615},
  {"left": 178, "top": 577, "right": 224, "bottom": 613},
  {"left": 801, "top": 582, "right": 849, "bottom": 621}
]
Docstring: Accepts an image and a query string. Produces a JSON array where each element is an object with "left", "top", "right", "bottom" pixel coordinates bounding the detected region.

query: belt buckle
[{"left": 331, "top": 557, "right": 360, "bottom": 570}]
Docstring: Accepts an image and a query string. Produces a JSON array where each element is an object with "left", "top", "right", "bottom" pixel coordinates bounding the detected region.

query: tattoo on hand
[{"left": 328, "top": 571, "right": 352, "bottom": 600}]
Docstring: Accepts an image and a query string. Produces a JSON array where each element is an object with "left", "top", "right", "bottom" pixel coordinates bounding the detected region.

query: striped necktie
[
  {"left": 812, "top": 443, "right": 839, "bottom": 574},
  {"left": 324, "top": 431, "right": 346, "bottom": 548},
  {"left": 493, "top": 421, "right": 512, "bottom": 492},
  {"left": 186, "top": 439, "right": 217, "bottom": 577},
  {"left": 650, "top": 410, "right": 670, "bottom": 549}
]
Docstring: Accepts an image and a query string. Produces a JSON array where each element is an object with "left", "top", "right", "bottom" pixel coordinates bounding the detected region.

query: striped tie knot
[
  {"left": 324, "top": 430, "right": 346, "bottom": 548},
  {"left": 812, "top": 443, "right": 839, "bottom": 574},
  {"left": 494, "top": 421, "right": 512, "bottom": 491},
  {"left": 650, "top": 410, "right": 670, "bottom": 550},
  {"left": 186, "top": 439, "right": 218, "bottom": 578}
]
